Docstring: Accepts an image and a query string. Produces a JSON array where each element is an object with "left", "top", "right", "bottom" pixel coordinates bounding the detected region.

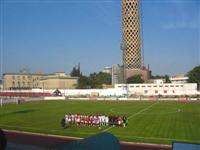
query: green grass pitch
[{"left": 0, "top": 100, "right": 200, "bottom": 144}]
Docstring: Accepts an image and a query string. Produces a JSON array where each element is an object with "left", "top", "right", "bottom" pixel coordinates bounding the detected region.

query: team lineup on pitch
[{"left": 0, "top": 100, "right": 200, "bottom": 145}]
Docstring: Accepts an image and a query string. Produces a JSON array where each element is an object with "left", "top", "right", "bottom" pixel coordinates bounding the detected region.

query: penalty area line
[{"left": 102, "top": 101, "right": 159, "bottom": 132}]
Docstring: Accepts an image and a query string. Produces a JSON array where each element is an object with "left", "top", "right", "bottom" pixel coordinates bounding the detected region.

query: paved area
[{"left": 6, "top": 143, "right": 45, "bottom": 150}]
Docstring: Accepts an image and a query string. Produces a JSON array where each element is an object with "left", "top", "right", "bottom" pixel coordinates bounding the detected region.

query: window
[
  {"left": 164, "top": 90, "right": 167, "bottom": 93},
  {"left": 155, "top": 90, "right": 158, "bottom": 93}
]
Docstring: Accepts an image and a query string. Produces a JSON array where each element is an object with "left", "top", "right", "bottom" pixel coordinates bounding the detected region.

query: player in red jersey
[
  {"left": 118, "top": 115, "right": 123, "bottom": 127},
  {"left": 68, "top": 114, "right": 72, "bottom": 125}
]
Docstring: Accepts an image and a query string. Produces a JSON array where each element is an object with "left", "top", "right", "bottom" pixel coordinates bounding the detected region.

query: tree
[
  {"left": 97, "top": 72, "right": 111, "bottom": 85},
  {"left": 188, "top": 65, "right": 200, "bottom": 89},
  {"left": 150, "top": 73, "right": 171, "bottom": 83},
  {"left": 127, "top": 75, "right": 144, "bottom": 83},
  {"left": 164, "top": 75, "right": 171, "bottom": 83},
  {"left": 77, "top": 72, "right": 111, "bottom": 89},
  {"left": 88, "top": 72, "right": 111, "bottom": 88},
  {"left": 93, "top": 72, "right": 111, "bottom": 88},
  {"left": 78, "top": 76, "right": 91, "bottom": 89},
  {"left": 70, "top": 63, "right": 82, "bottom": 77},
  {"left": 70, "top": 66, "right": 77, "bottom": 76}
]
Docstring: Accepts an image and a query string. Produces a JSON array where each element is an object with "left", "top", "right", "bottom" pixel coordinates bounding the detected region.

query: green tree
[
  {"left": 78, "top": 76, "right": 91, "bottom": 89},
  {"left": 97, "top": 72, "right": 111, "bottom": 88},
  {"left": 89, "top": 72, "right": 111, "bottom": 88},
  {"left": 164, "top": 75, "right": 171, "bottom": 83},
  {"left": 127, "top": 74, "right": 144, "bottom": 83},
  {"left": 188, "top": 65, "right": 200, "bottom": 89},
  {"left": 70, "top": 63, "right": 82, "bottom": 77},
  {"left": 150, "top": 73, "right": 171, "bottom": 83},
  {"left": 77, "top": 72, "right": 111, "bottom": 89}
]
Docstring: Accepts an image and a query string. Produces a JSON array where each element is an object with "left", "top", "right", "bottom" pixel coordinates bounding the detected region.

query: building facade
[
  {"left": 39, "top": 72, "right": 78, "bottom": 89},
  {"left": 122, "top": 0, "right": 142, "bottom": 69},
  {"left": 111, "top": 64, "right": 124, "bottom": 85},
  {"left": 102, "top": 67, "right": 112, "bottom": 74},
  {"left": 125, "top": 67, "right": 149, "bottom": 82},
  {"left": 3, "top": 73, "right": 42, "bottom": 90},
  {"left": 115, "top": 83, "right": 198, "bottom": 96},
  {"left": 61, "top": 83, "right": 198, "bottom": 97},
  {"left": 170, "top": 74, "right": 189, "bottom": 84},
  {"left": 3, "top": 72, "right": 78, "bottom": 90}
]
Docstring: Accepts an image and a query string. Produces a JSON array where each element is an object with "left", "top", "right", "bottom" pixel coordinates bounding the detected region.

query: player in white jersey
[
  {"left": 105, "top": 116, "right": 109, "bottom": 126},
  {"left": 99, "top": 116, "right": 103, "bottom": 126},
  {"left": 65, "top": 115, "right": 68, "bottom": 125}
]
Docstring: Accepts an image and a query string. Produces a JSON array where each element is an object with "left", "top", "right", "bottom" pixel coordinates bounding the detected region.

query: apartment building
[{"left": 3, "top": 72, "right": 78, "bottom": 90}]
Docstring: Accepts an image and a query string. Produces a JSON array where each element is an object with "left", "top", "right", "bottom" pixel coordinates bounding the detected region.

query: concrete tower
[{"left": 122, "top": 0, "right": 142, "bottom": 69}]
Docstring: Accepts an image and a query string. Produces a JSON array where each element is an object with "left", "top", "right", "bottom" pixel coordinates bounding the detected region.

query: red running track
[{"left": 4, "top": 130, "right": 171, "bottom": 150}]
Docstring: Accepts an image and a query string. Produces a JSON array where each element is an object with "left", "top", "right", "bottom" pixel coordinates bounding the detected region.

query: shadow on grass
[
  {"left": 0, "top": 109, "right": 39, "bottom": 117},
  {"left": 12, "top": 109, "right": 39, "bottom": 114}
]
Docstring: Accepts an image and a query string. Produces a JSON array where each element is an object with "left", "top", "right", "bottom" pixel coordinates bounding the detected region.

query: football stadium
[
  {"left": 1, "top": 0, "right": 200, "bottom": 149},
  {"left": 1, "top": 99, "right": 200, "bottom": 146}
]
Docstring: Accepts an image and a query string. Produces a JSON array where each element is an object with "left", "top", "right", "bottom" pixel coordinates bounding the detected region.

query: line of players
[{"left": 61, "top": 114, "right": 128, "bottom": 128}]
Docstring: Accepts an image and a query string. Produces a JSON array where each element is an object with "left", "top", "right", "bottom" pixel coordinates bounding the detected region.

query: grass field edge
[
  {"left": 2, "top": 126, "right": 200, "bottom": 145},
  {"left": 3, "top": 128, "right": 172, "bottom": 148}
]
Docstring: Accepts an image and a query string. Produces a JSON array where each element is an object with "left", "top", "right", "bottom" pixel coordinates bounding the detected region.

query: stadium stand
[{"left": 0, "top": 91, "right": 51, "bottom": 97}]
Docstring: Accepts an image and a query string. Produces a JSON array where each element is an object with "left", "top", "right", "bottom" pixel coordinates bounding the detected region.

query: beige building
[
  {"left": 3, "top": 72, "right": 78, "bottom": 90},
  {"left": 39, "top": 72, "right": 78, "bottom": 89},
  {"left": 3, "top": 73, "right": 42, "bottom": 90}
]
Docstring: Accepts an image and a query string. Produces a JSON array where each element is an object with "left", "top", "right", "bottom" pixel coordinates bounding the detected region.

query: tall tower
[{"left": 122, "top": 0, "right": 142, "bottom": 69}]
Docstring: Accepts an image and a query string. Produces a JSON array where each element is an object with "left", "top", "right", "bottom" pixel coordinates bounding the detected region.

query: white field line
[
  {"left": 111, "top": 107, "right": 181, "bottom": 115},
  {"left": 128, "top": 101, "right": 159, "bottom": 119},
  {"left": 103, "top": 102, "right": 159, "bottom": 132}
]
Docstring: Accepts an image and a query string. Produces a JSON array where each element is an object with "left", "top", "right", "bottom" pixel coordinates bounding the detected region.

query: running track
[{"left": 4, "top": 130, "right": 171, "bottom": 150}]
